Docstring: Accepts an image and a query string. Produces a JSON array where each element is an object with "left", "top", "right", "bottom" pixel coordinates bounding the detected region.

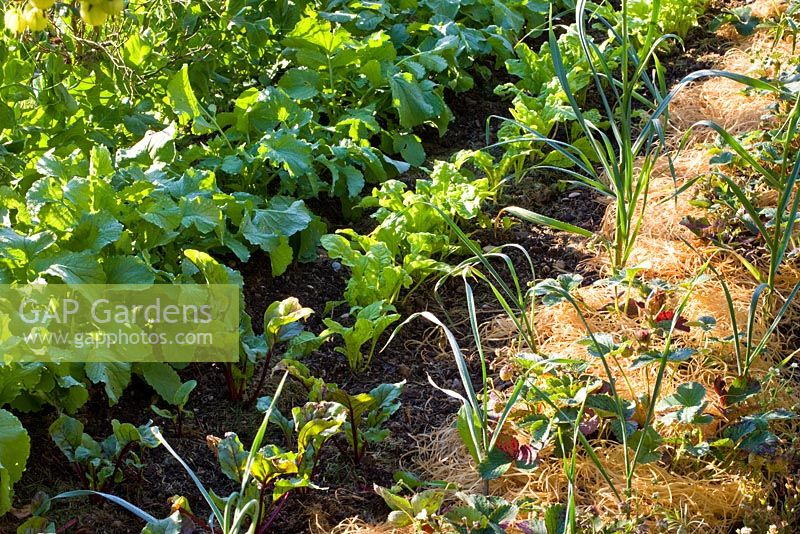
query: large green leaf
[
  {"left": 104, "top": 256, "right": 155, "bottom": 284},
  {"left": 32, "top": 251, "right": 106, "bottom": 284},
  {"left": 138, "top": 363, "right": 183, "bottom": 405},
  {"left": 85, "top": 363, "right": 132, "bottom": 406},
  {"left": 0, "top": 409, "right": 30, "bottom": 515},
  {"left": 166, "top": 65, "right": 203, "bottom": 123},
  {"left": 389, "top": 73, "right": 435, "bottom": 129},
  {"left": 258, "top": 133, "right": 313, "bottom": 177}
]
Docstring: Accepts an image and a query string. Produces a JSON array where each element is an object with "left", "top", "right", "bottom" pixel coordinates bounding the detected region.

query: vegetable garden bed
[{"left": 1, "top": 0, "right": 799, "bottom": 533}]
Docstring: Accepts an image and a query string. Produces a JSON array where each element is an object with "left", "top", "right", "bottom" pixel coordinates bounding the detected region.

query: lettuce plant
[{"left": 321, "top": 300, "right": 400, "bottom": 372}]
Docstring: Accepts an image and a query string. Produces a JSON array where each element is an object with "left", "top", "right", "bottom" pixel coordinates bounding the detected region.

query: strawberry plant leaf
[
  {"left": 477, "top": 446, "right": 513, "bottom": 481},
  {"left": 629, "top": 348, "right": 696, "bottom": 369}
]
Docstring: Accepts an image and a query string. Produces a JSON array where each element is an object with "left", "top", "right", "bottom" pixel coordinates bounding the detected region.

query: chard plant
[
  {"left": 374, "top": 472, "right": 456, "bottom": 532},
  {"left": 185, "top": 246, "right": 315, "bottom": 402},
  {"left": 150, "top": 379, "right": 197, "bottom": 438},
  {"left": 52, "top": 373, "right": 296, "bottom": 534},
  {"left": 321, "top": 300, "right": 400, "bottom": 372},
  {"left": 374, "top": 484, "right": 448, "bottom": 533},
  {"left": 278, "top": 360, "right": 405, "bottom": 465},
  {"left": 238, "top": 297, "right": 315, "bottom": 406},
  {"left": 49, "top": 416, "right": 159, "bottom": 493},
  {"left": 204, "top": 398, "right": 346, "bottom": 532}
]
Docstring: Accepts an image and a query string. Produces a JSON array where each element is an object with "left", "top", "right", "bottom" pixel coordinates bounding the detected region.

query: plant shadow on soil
[{"left": 1, "top": 11, "right": 737, "bottom": 532}]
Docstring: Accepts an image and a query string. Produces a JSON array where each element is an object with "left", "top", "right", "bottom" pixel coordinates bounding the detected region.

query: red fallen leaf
[
  {"left": 516, "top": 444, "right": 540, "bottom": 467},
  {"left": 713, "top": 376, "right": 729, "bottom": 407},
  {"left": 495, "top": 432, "right": 520, "bottom": 458},
  {"left": 655, "top": 310, "right": 690, "bottom": 332},
  {"left": 579, "top": 413, "right": 601, "bottom": 436}
]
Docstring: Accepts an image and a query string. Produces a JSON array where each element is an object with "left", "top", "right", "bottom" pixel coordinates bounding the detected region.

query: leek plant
[
  {"left": 53, "top": 372, "right": 290, "bottom": 534},
  {"left": 706, "top": 258, "right": 800, "bottom": 380},
  {"left": 497, "top": 0, "right": 779, "bottom": 275},
  {"left": 680, "top": 94, "right": 800, "bottom": 296},
  {"left": 393, "top": 311, "right": 530, "bottom": 495}
]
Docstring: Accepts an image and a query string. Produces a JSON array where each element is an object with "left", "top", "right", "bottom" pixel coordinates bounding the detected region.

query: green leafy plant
[
  {"left": 51, "top": 373, "right": 294, "bottom": 533},
  {"left": 375, "top": 486, "right": 520, "bottom": 534},
  {"left": 321, "top": 300, "right": 400, "bottom": 372},
  {"left": 0, "top": 409, "right": 30, "bottom": 516},
  {"left": 239, "top": 297, "right": 314, "bottom": 405},
  {"left": 207, "top": 398, "right": 346, "bottom": 531},
  {"left": 279, "top": 359, "right": 405, "bottom": 464},
  {"left": 709, "top": 6, "right": 761, "bottom": 36},
  {"left": 48, "top": 415, "right": 158, "bottom": 492},
  {"left": 498, "top": 0, "right": 779, "bottom": 275},
  {"left": 150, "top": 379, "right": 197, "bottom": 437},
  {"left": 322, "top": 235, "right": 413, "bottom": 307},
  {"left": 374, "top": 471, "right": 457, "bottom": 532},
  {"left": 681, "top": 95, "right": 800, "bottom": 294},
  {"left": 374, "top": 483, "right": 448, "bottom": 533},
  {"left": 723, "top": 409, "right": 797, "bottom": 455},
  {"left": 190, "top": 257, "right": 314, "bottom": 403},
  {"left": 445, "top": 493, "right": 519, "bottom": 534},
  {"left": 713, "top": 273, "right": 800, "bottom": 385},
  {"left": 392, "top": 310, "right": 531, "bottom": 494},
  {"left": 657, "top": 382, "right": 714, "bottom": 426}
]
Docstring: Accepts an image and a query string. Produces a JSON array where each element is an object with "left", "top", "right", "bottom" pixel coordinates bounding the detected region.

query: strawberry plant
[
  {"left": 374, "top": 483, "right": 448, "bottom": 533},
  {"left": 681, "top": 95, "right": 800, "bottom": 294}
]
